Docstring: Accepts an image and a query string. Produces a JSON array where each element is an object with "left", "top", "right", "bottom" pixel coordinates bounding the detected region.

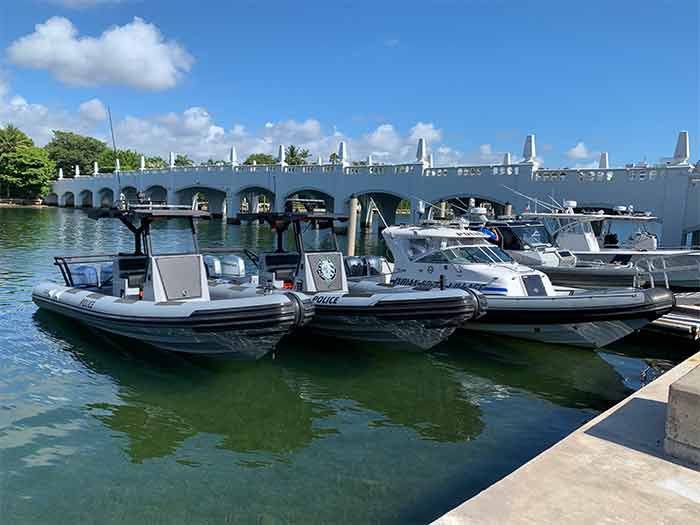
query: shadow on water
[
  {"left": 434, "top": 332, "right": 633, "bottom": 412},
  {"left": 32, "top": 309, "right": 486, "bottom": 463},
  {"left": 278, "top": 335, "right": 485, "bottom": 443},
  {"left": 32, "top": 310, "right": 329, "bottom": 465}
]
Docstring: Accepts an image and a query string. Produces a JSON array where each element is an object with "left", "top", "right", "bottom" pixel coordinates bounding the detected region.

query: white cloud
[
  {"left": 7, "top": 17, "right": 193, "bottom": 90},
  {"left": 78, "top": 98, "right": 107, "bottom": 121},
  {"left": 0, "top": 77, "right": 472, "bottom": 165},
  {"left": 567, "top": 141, "right": 592, "bottom": 160},
  {"left": 409, "top": 122, "right": 442, "bottom": 144}
]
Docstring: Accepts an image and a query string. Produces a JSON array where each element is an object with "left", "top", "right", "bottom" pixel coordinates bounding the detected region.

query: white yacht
[
  {"left": 524, "top": 201, "right": 700, "bottom": 291},
  {"left": 459, "top": 211, "right": 646, "bottom": 289},
  {"left": 379, "top": 222, "right": 675, "bottom": 348}
]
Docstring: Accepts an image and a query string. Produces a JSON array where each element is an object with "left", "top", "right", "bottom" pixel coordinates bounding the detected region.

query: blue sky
[{"left": 1, "top": 0, "right": 697, "bottom": 166}]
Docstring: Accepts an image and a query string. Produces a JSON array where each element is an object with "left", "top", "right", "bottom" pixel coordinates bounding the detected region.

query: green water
[{"left": 0, "top": 207, "right": 689, "bottom": 524}]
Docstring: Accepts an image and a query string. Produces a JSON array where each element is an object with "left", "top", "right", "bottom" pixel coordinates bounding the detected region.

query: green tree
[
  {"left": 329, "top": 152, "right": 340, "bottom": 164},
  {"left": 45, "top": 131, "right": 107, "bottom": 176},
  {"left": 145, "top": 156, "right": 167, "bottom": 169},
  {"left": 285, "top": 145, "right": 311, "bottom": 165},
  {"left": 0, "top": 146, "right": 55, "bottom": 198},
  {"left": 206, "top": 158, "right": 226, "bottom": 166},
  {"left": 98, "top": 149, "right": 143, "bottom": 172},
  {"left": 244, "top": 153, "right": 277, "bottom": 165},
  {"left": 0, "top": 124, "right": 34, "bottom": 155},
  {"left": 174, "top": 154, "right": 194, "bottom": 167}
]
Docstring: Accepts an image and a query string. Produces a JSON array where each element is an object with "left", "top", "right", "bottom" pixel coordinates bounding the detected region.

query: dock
[
  {"left": 645, "top": 292, "right": 700, "bottom": 343},
  {"left": 433, "top": 351, "right": 700, "bottom": 524}
]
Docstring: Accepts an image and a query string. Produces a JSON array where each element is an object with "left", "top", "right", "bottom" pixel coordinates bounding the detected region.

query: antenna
[{"left": 107, "top": 106, "right": 122, "bottom": 206}]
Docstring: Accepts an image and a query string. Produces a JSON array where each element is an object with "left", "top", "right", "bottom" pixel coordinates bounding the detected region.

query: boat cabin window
[
  {"left": 297, "top": 219, "right": 339, "bottom": 253},
  {"left": 415, "top": 251, "right": 450, "bottom": 263},
  {"left": 415, "top": 245, "right": 513, "bottom": 265},
  {"left": 402, "top": 236, "right": 474, "bottom": 260},
  {"left": 504, "top": 224, "right": 553, "bottom": 249}
]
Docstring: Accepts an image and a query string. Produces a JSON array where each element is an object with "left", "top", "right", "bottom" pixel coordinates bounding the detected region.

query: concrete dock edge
[{"left": 433, "top": 351, "right": 700, "bottom": 524}]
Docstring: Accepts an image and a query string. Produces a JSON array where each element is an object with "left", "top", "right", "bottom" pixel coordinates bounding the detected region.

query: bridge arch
[
  {"left": 176, "top": 186, "right": 227, "bottom": 218},
  {"left": 121, "top": 186, "right": 139, "bottom": 203},
  {"left": 350, "top": 189, "right": 412, "bottom": 232},
  {"left": 144, "top": 185, "right": 167, "bottom": 204},
  {"left": 44, "top": 193, "right": 58, "bottom": 206},
  {"left": 235, "top": 185, "right": 275, "bottom": 214},
  {"left": 283, "top": 187, "right": 335, "bottom": 213},
  {"left": 60, "top": 191, "right": 75, "bottom": 207},
  {"left": 97, "top": 187, "right": 114, "bottom": 208},
  {"left": 78, "top": 189, "right": 94, "bottom": 208}
]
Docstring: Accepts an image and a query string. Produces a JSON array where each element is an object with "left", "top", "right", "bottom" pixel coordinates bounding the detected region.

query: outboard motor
[
  {"left": 363, "top": 256, "right": 385, "bottom": 276},
  {"left": 204, "top": 254, "right": 246, "bottom": 278},
  {"left": 221, "top": 255, "right": 246, "bottom": 277},
  {"left": 344, "top": 256, "right": 366, "bottom": 278},
  {"left": 71, "top": 265, "right": 98, "bottom": 287}
]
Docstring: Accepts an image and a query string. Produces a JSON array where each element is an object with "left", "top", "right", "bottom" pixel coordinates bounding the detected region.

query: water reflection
[
  {"left": 278, "top": 340, "right": 485, "bottom": 443},
  {"left": 33, "top": 310, "right": 489, "bottom": 464},
  {"left": 33, "top": 311, "right": 327, "bottom": 465},
  {"left": 437, "top": 333, "right": 632, "bottom": 411}
]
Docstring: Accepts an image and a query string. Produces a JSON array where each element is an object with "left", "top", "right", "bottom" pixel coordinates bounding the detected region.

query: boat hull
[
  {"left": 573, "top": 251, "right": 700, "bottom": 291},
  {"left": 537, "top": 265, "right": 642, "bottom": 289},
  {"left": 461, "top": 287, "right": 675, "bottom": 348},
  {"left": 308, "top": 287, "right": 483, "bottom": 350},
  {"left": 32, "top": 283, "right": 312, "bottom": 358}
]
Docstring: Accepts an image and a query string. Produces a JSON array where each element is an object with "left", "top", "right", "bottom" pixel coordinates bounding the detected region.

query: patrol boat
[
  {"left": 32, "top": 205, "right": 313, "bottom": 358},
  {"left": 380, "top": 222, "right": 675, "bottom": 348},
  {"left": 523, "top": 201, "right": 700, "bottom": 291},
  {"left": 230, "top": 211, "right": 485, "bottom": 350}
]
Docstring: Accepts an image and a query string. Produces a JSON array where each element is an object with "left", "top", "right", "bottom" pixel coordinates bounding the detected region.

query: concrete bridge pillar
[
  {"left": 226, "top": 194, "right": 242, "bottom": 224},
  {"left": 167, "top": 189, "right": 178, "bottom": 206}
]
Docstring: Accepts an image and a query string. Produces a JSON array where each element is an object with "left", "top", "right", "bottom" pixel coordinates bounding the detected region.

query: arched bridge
[{"left": 47, "top": 132, "right": 700, "bottom": 246}]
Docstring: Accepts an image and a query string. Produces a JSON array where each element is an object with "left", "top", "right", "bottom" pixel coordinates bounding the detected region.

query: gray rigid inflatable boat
[{"left": 32, "top": 206, "right": 312, "bottom": 358}]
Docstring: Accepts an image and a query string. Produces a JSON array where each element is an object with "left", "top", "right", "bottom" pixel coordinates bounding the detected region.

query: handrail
[{"left": 633, "top": 252, "right": 700, "bottom": 290}]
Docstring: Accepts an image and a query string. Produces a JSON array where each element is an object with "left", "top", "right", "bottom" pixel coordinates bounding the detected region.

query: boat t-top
[
  {"left": 523, "top": 201, "right": 700, "bottom": 291},
  {"left": 32, "top": 204, "right": 313, "bottom": 358},
  {"left": 380, "top": 222, "right": 675, "bottom": 348},
  {"left": 226, "top": 209, "right": 485, "bottom": 350}
]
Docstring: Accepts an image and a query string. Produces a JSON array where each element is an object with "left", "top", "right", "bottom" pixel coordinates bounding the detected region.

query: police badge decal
[{"left": 316, "top": 258, "right": 337, "bottom": 281}]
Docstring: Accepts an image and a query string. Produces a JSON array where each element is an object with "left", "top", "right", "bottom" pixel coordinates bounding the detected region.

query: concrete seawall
[{"left": 434, "top": 351, "right": 700, "bottom": 524}]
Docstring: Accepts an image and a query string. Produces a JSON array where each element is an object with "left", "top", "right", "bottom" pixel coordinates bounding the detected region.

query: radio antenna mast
[{"left": 107, "top": 106, "right": 122, "bottom": 207}]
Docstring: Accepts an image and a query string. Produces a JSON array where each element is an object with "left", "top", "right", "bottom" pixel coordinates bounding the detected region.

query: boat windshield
[
  {"left": 509, "top": 224, "right": 552, "bottom": 247},
  {"left": 416, "top": 245, "right": 513, "bottom": 265},
  {"left": 298, "top": 219, "right": 339, "bottom": 253},
  {"left": 401, "top": 236, "right": 478, "bottom": 260}
]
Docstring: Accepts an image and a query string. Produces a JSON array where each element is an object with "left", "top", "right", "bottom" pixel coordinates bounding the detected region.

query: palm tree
[
  {"left": 0, "top": 124, "right": 33, "bottom": 155},
  {"left": 329, "top": 152, "right": 340, "bottom": 164},
  {"left": 285, "top": 145, "right": 311, "bottom": 165}
]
